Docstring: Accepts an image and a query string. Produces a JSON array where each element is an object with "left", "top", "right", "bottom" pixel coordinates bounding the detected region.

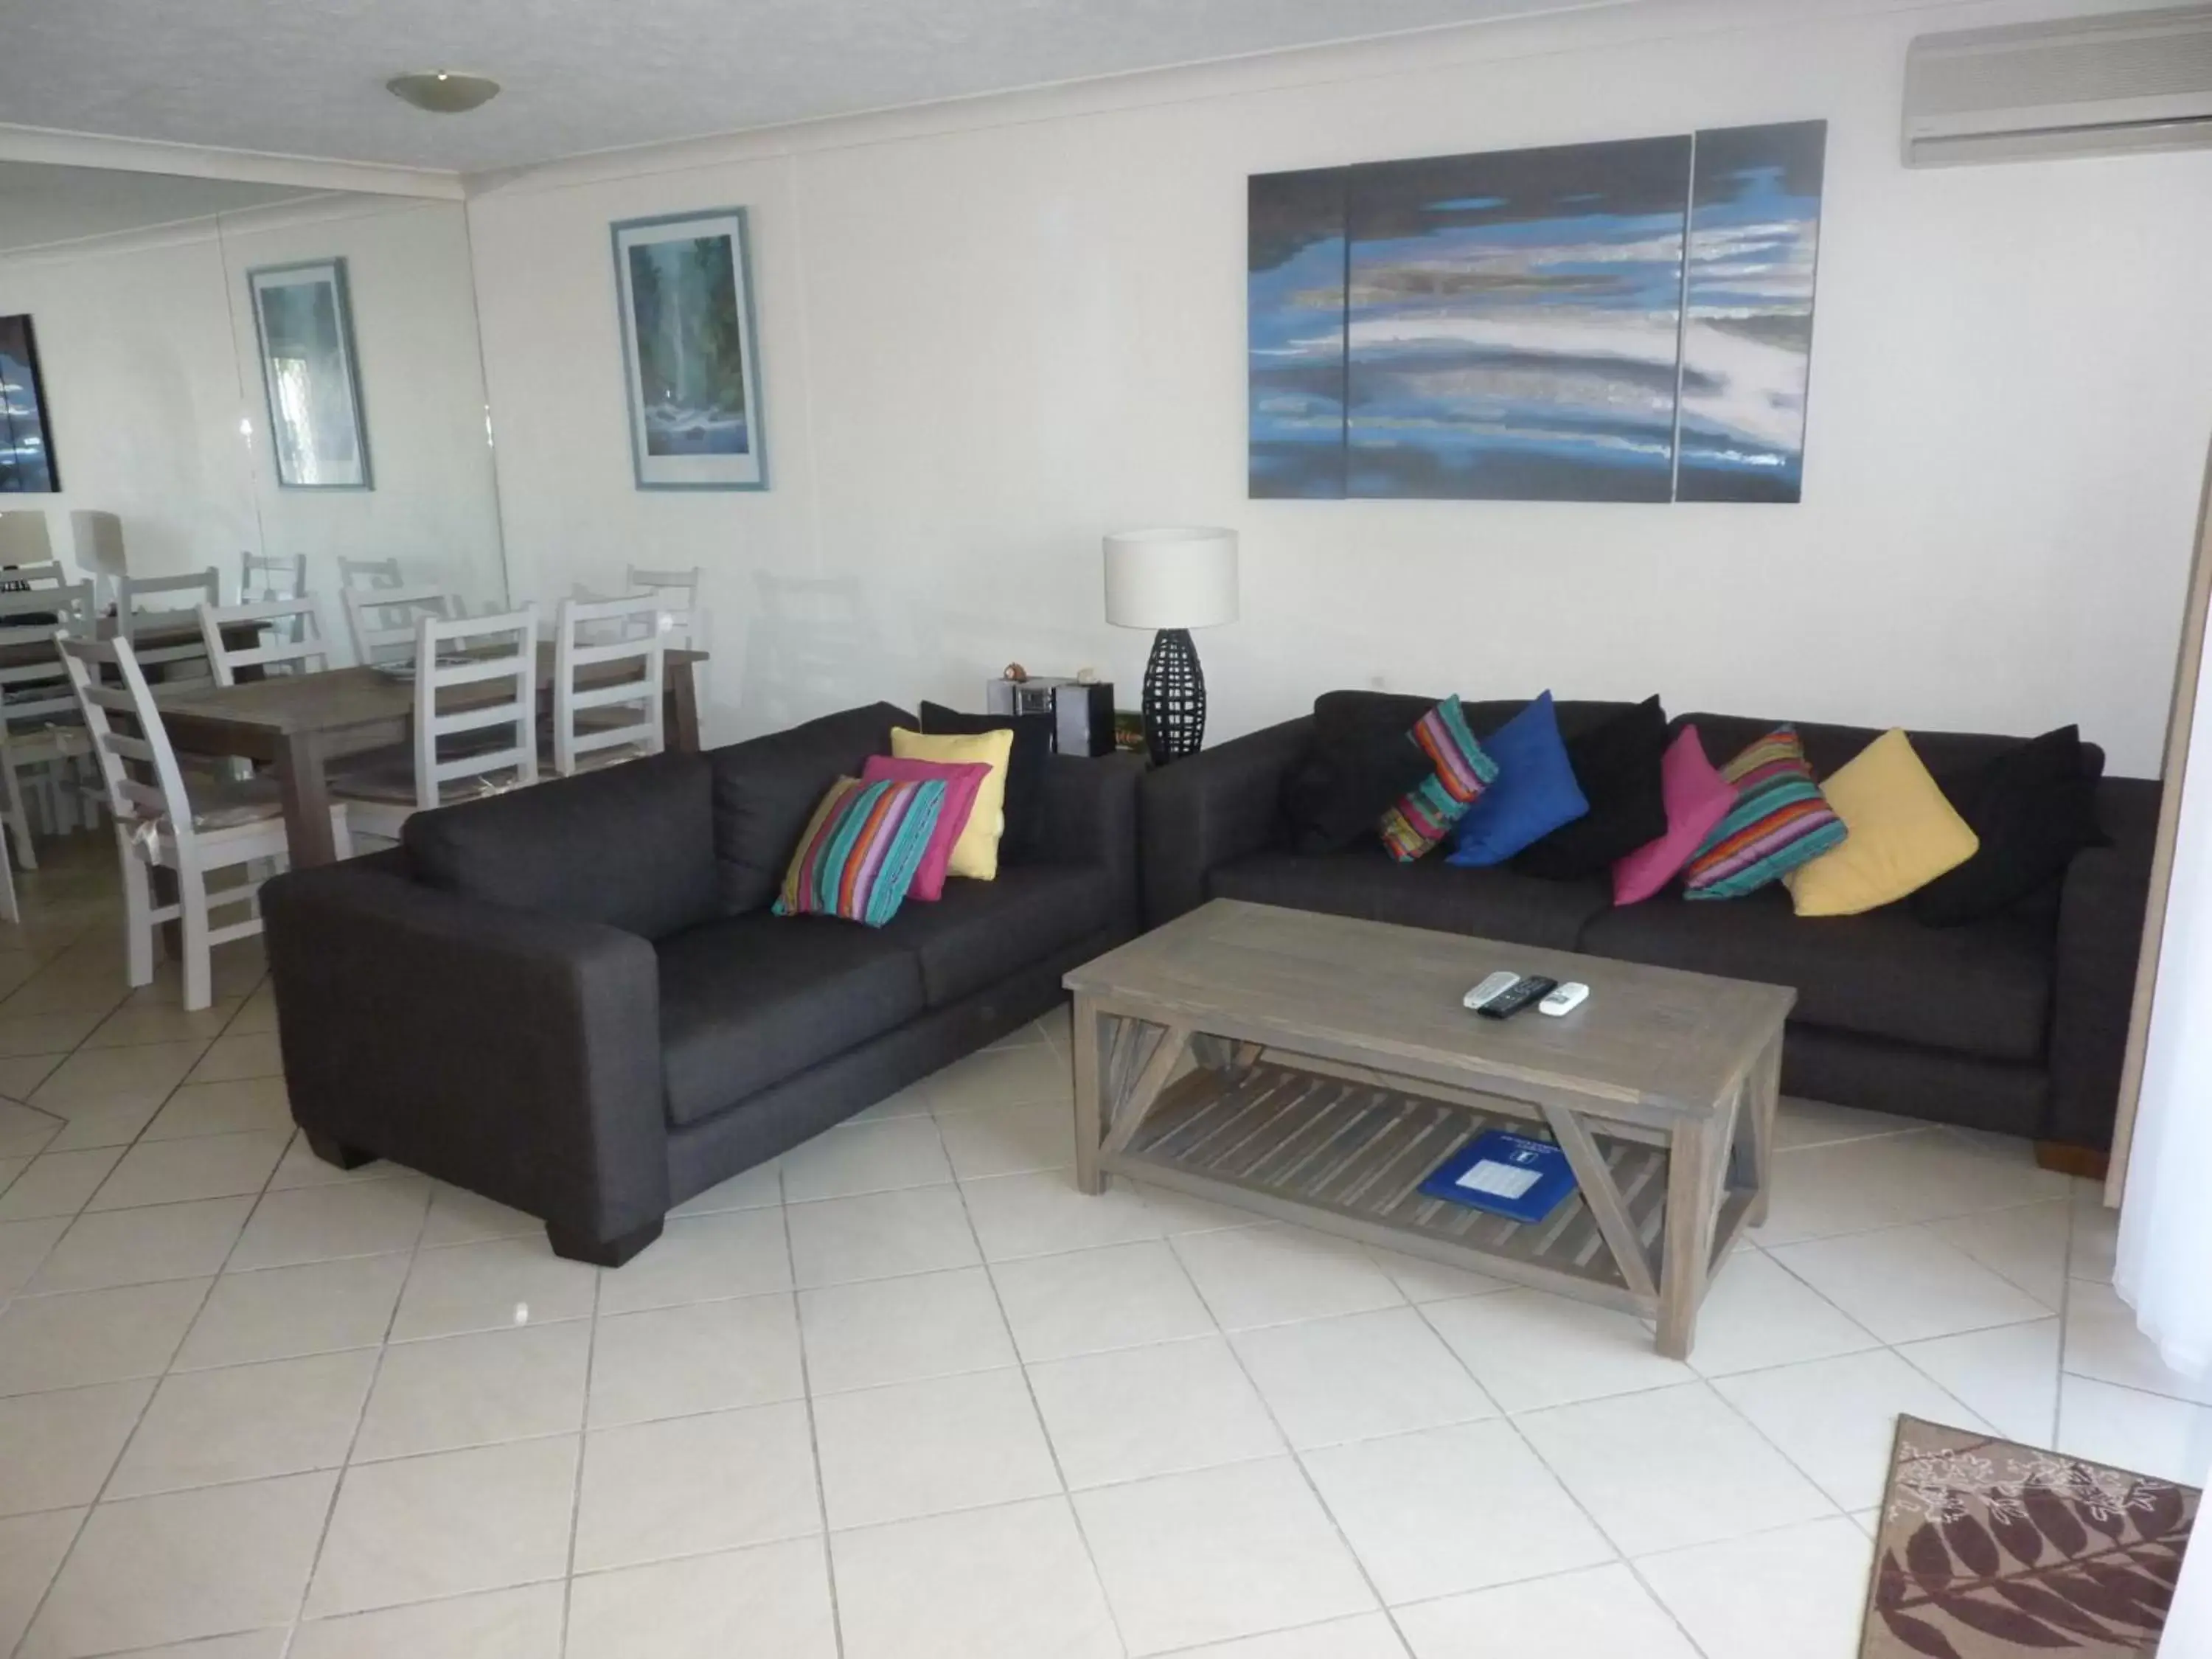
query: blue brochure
[{"left": 1419, "top": 1130, "right": 1578, "bottom": 1224}]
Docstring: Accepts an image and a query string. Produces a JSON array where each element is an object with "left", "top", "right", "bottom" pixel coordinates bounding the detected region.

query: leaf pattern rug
[{"left": 1862, "top": 1416, "right": 2199, "bottom": 1658}]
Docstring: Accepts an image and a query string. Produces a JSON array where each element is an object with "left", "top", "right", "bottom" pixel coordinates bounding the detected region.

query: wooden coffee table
[{"left": 1063, "top": 900, "right": 1795, "bottom": 1359}]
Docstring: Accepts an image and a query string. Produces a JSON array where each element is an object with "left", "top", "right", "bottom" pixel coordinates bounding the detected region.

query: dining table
[{"left": 152, "top": 645, "right": 707, "bottom": 866}]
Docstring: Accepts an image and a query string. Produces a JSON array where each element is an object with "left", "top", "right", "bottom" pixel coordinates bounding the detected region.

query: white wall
[
  {"left": 467, "top": 0, "right": 2212, "bottom": 772},
  {"left": 0, "top": 195, "right": 507, "bottom": 620}
]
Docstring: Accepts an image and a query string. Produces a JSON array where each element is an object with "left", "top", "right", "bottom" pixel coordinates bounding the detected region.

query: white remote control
[
  {"left": 1538, "top": 981, "right": 1590, "bottom": 1017},
  {"left": 1462, "top": 970, "right": 1521, "bottom": 1011}
]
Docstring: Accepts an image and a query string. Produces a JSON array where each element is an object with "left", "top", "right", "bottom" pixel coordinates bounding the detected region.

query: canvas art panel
[
  {"left": 0, "top": 314, "right": 60, "bottom": 493},
  {"left": 1248, "top": 120, "right": 1826, "bottom": 504},
  {"left": 611, "top": 208, "right": 766, "bottom": 490},
  {"left": 248, "top": 259, "right": 372, "bottom": 490}
]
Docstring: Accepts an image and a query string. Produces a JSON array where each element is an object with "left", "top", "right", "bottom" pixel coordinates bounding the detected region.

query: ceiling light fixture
[{"left": 386, "top": 71, "right": 501, "bottom": 114}]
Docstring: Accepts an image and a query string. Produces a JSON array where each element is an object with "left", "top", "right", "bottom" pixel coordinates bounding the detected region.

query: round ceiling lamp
[{"left": 386, "top": 72, "right": 501, "bottom": 114}]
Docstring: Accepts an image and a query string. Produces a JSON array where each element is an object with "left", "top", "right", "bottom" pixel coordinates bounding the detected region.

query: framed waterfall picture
[
  {"left": 611, "top": 207, "right": 766, "bottom": 490},
  {"left": 247, "top": 258, "right": 372, "bottom": 490}
]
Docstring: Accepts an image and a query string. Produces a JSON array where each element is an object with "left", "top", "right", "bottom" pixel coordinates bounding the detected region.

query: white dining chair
[
  {"left": 334, "top": 605, "right": 540, "bottom": 842},
  {"left": 627, "top": 566, "right": 701, "bottom": 649},
  {"left": 336, "top": 555, "right": 404, "bottom": 591},
  {"left": 241, "top": 551, "right": 307, "bottom": 604},
  {"left": 119, "top": 568, "right": 223, "bottom": 682},
  {"left": 199, "top": 597, "right": 330, "bottom": 686},
  {"left": 0, "top": 560, "right": 68, "bottom": 591},
  {"left": 549, "top": 594, "right": 667, "bottom": 777},
  {"left": 60, "top": 633, "right": 352, "bottom": 1010},
  {"left": 68, "top": 512, "right": 128, "bottom": 611},
  {"left": 0, "top": 582, "right": 98, "bottom": 868},
  {"left": 343, "top": 583, "right": 456, "bottom": 667}
]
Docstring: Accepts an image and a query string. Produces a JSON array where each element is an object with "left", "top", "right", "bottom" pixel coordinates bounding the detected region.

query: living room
[{"left": 1, "top": 0, "right": 2210, "bottom": 1654}]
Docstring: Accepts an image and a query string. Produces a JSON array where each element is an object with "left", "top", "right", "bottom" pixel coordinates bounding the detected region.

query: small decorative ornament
[
  {"left": 1074, "top": 667, "right": 1099, "bottom": 685},
  {"left": 1002, "top": 663, "right": 1028, "bottom": 681}
]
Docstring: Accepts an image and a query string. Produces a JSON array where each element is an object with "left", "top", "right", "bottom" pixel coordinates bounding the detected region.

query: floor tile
[
  {"left": 1073, "top": 1457, "right": 1375, "bottom": 1655},
  {"left": 21, "top": 1470, "right": 334, "bottom": 1658},
  {"left": 417, "top": 1182, "right": 540, "bottom": 1248},
  {"left": 2064, "top": 1276, "right": 2212, "bottom": 1405},
  {"left": 1395, "top": 1562, "right": 1698, "bottom": 1659},
  {"left": 1304, "top": 1419, "right": 1614, "bottom": 1603},
  {"left": 589, "top": 1293, "right": 804, "bottom": 1425},
  {"left": 1420, "top": 1287, "right": 1694, "bottom": 1412},
  {"left": 108, "top": 1349, "right": 375, "bottom": 1498},
  {"left": 1926, "top": 1198, "right": 2071, "bottom": 1307},
  {"left": 0, "top": 1154, "right": 23, "bottom": 1193},
  {"left": 1898, "top": 1317, "right": 2063, "bottom": 1444},
  {"left": 41, "top": 1100, "right": 163, "bottom": 1153},
  {"left": 353, "top": 1321, "right": 590, "bottom": 1461},
  {"left": 93, "top": 1629, "right": 289, "bottom": 1659},
  {"left": 786, "top": 1183, "right": 979, "bottom": 1287},
  {"left": 228, "top": 1176, "right": 431, "bottom": 1270},
  {"left": 387, "top": 1235, "right": 597, "bottom": 1340},
  {"left": 1171, "top": 1222, "right": 1405, "bottom": 1330},
  {"left": 0, "top": 1214, "right": 66, "bottom": 1294},
  {"left": 0, "top": 1147, "right": 122, "bottom": 1221},
  {"left": 926, "top": 1041, "right": 1072, "bottom": 1113},
  {"left": 1773, "top": 1096, "right": 1924, "bottom": 1151},
  {"left": 798, "top": 1265, "right": 1015, "bottom": 1395},
  {"left": 27, "top": 1195, "right": 252, "bottom": 1293},
  {"left": 0, "top": 1509, "right": 82, "bottom": 1657},
  {"left": 0, "top": 1278, "right": 210, "bottom": 1394},
  {"left": 830, "top": 1496, "right": 1120, "bottom": 1659},
  {"left": 0, "top": 1099, "right": 63, "bottom": 1158},
  {"left": 568, "top": 1537, "right": 837, "bottom": 1659},
  {"left": 141, "top": 1077, "right": 293, "bottom": 1143},
  {"left": 173, "top": 1253, "right": 410, "bottom": 1369},
  {"left": 991, "top": 1239, "right": 1216, "bottom": 1361},
  {"left": 1167, "top": 1615, "right": 1411, "bottom": 1658},
  {"left": 849, "top": 1077, "right": 936, "bottom": 1120},
  {"left": 83, "top": 998, "right": 240, "bottom": 1050},
  {"left": 86, "top": 1130, "right": 288, "bottom": 1211},
  {"left": 1753, "top": 1129, "right": 2067, "bottom": 1246},
  {"left": 2056, "top": 1374, "right": 2212, "bottom": 1484},
  {"left": 224, "top": 985, "right": 279, "bottom": 1038},
  {"left": 935, "top": 1099, "right": 1077, "bottom": 1179},
  {"left": 31, "top": 1040, "right": 205, "bottom": 1110},
  {"left": 960, "top": 1167, "right": 1163, "bottom": 1260},
  {"left": 0, "top": 1378, "right": 153, "bottom": 1515},
  {"left": 1232, "top": 1306, "right": 1496, "bottom": 1450},
  {"left": 1767, "top": 1224, "right": 2054, "bottom": 1344},
  {"left": 1360, "top": 1245, "right": 1509, "bottom": 1304},
  {"left": 263, "top": 1133, "right": 409, "bottom": 1192},
  {"left": 814, "top": 1366, "right": 1060, "bottom": 1528},
  {"left": 1129, "top": 1179, "right": 1270, "bottom": 1236},
  {"left": 669, "top": 1160, "right": 782, "bottom": 1216},
  {"left": 596, "top": 1207, "right": 791, "bottom": 1314},
  {"left": 2070, "top": 1178, "right": 2120, "bottom": 1284},
  {"left": 1517, "top": 1382, "right": 1834, "bottom": 1556},
  {"left": 184, "top": 1032, "right": 282, "bottom": 1085},
  {"left": 780, "top": 1114, "right": 952, "bottom": 1201},
  {"left": 1031, "top": 1335, "right": 1282, "bottom": 1488},
  {"left": 1638, "top": 1515, "right": 1873, "bottom": 1659},
  {"left": 306, "top": 1436, "right": 579, "bottom": 1616},
  {"left": 289, "top": 1581, "right": 564, "bottom": 1659},
  {"left": 1686, "top": 1249, "right": 1881, "bottom": 1378},
  {"left": 1715, "top": 1349, "right": 1989, "bottom": 1511},
  {"left": 574, "top": 1402, "right": 820, "bottom": 1572},
  {"left": 0, "top": 1009, "right": 108, "bottom": 1061}
]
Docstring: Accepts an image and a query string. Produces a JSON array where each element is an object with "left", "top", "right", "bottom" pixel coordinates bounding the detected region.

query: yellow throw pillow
[
  {"left": 1784, "top": 728, "right": 1980, "bottom": 917},
  {"left": 890, "top": 726, "right": 1012, "bottom": 881}
]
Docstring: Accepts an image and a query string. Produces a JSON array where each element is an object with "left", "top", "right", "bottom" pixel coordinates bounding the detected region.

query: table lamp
[{"left": 1103, "top": 526, "right": 1239, "bottom": 766}]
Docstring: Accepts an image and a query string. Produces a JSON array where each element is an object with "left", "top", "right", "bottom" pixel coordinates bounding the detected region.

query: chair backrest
[
  {"left": 0, "top": 582, "right": 95, "bottom": 735},
  {"left": 0, "top": 512, "right": 54, "bottom": 566},
  {"left": 410, "top": 605, "right": 540, "bottom": 810},
  {"left": 58, "top": 632, "right": 197, "bottom": 846},
  {"left": 198, "top": 597, "right": 329, "bottom": 688},
  {"left": 241, "top": 551, "right": 307, "bottom": 604},
  {"left": 119, "top": 568, "right": 223, "bottom": 679},
  {"left": 67, "top": 512, "right": 126, "bottom": 579},
  {"left": 344, "top": 584, "right": 456, "bottom": 666},
  {"left": 552, "top": 594, "right": 668, "bottom": 776},
  {"left": 337, "top": 555, "right": 404, "bottom": 591},
  {"left": 627, "top": 565, "right": 700, "bottom": 649},
  {"left": 0, "top": 561, "right": 66, "bottom": 591}
]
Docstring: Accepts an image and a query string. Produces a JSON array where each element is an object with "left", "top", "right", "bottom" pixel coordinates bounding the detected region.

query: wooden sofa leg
[
  {"left": 547, "top": 1217, "right": 664, "bottom": 1267},
  {"left": 303, "top": 1130, "right": 376, "bottom": 1172},
  {"left": 2034, "top": 1141, "right": 2110, "bottom": 1181}
]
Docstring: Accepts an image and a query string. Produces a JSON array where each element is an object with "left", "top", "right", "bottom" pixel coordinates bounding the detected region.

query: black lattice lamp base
[{"left": 1141, "top": 627, "right": 1206, "bottom": 767}]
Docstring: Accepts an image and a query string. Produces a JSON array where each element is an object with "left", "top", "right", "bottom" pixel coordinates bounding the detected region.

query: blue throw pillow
[{"left": 1444, "top": 692, "right": 1590, "bottom": 868}]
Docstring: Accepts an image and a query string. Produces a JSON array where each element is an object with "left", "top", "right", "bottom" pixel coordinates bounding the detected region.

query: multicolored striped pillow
[
  {"left": 1379, "top": 696, "right": 1500, "bottom": 863},
  {"left": 773, "top": 776, "right": 948, "bottom": 926},
  {"left": 1682, "top": 726, "right": 1847, "bottom": 900}
]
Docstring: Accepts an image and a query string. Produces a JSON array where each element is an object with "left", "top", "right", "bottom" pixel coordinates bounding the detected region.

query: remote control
[
  {"left": 1537, "top": 981, "right": 1590, "bottom": 1017},
  {"left": 1462, "top": 970, "right": 1521, "bottom": 1012},
  {"left": 1476, "top": 975, "right": 1557, "bottom": 1020}
]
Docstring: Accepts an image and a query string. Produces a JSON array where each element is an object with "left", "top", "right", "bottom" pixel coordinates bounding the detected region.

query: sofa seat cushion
[
  {"left": 875, "top": 863, "right": 1116, "bottom": 1006},
  {"left": 1208, "top": 844, "right": 1610, "bottom": 950},
  {"left": 655, "top": 914, "right": 925, "bottom": 1125},
  {"left": 1575, "top": 886, "right": 2053, "bottom": 1062}
]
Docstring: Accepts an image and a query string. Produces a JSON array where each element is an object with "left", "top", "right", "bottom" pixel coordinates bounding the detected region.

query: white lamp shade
[{"left": 1102, "top": 527, "right": 1239, "bottom": 630}]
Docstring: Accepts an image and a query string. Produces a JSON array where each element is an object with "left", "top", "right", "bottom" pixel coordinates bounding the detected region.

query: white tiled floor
[{"left": 0, "top": 845, "right": 2205, "bottom": 1657}]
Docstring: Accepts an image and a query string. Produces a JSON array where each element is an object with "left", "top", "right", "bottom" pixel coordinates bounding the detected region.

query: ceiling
[
  {"left": 0, "top": 0, "right": 1634, "bottom": 175},
  {"left": 0, "top": 161, "right": 321, "bottom": 254}
]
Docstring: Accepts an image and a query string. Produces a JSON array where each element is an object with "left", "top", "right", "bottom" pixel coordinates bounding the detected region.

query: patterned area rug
[{"left": 1862, "top": 1416, "right": 2199, "bottom": 1657}]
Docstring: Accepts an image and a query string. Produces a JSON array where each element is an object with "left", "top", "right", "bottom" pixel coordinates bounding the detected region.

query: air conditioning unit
[{"left": 1904, "top": 4, "right": 2212, "bottom": 165}]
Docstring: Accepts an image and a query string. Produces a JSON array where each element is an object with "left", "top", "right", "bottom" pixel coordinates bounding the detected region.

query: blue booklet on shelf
[{"left": 1419, "top": 1130, "right": 1577, "bottom": 1225}]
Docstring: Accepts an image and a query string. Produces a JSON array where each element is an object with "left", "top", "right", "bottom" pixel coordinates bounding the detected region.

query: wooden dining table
[{"left": 152, "top": 646, "right": 707, "bottom": 866}]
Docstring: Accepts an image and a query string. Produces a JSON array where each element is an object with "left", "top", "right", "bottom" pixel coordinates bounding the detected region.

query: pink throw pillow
[
  {"left": 1612, "top": 727, "right": 1736, "bottom": 905},
  {"left": 860, "top": 755, "right": 990, "bottom": 901}
]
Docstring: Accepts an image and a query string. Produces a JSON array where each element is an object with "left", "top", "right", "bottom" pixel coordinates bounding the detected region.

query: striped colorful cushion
[
  {"left": 1379, "top": 696, "right": 1500, "bottom": 863},
  {"left": 773, "top": 776, "right": 948, "bottom": 926},
  {"left": 1682, "top": 726, "right": 1847, "bottom": 900}
]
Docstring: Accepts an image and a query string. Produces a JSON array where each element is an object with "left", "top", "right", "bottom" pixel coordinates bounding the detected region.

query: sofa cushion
[
  {"left": 1514, "top": 695, "right": 1669, "bottom": 880},
  {"left": 405, "top": 751, "right": 716, "bottom": 941},
  {"left": 1913, "top": 726, "right": 2110, "bottom": 926},
  {"left": 1209, "top": 842, "right": 1610, "bottom": 950},
  {"left": 1281, "top": 698, "right": 1436, "bottom": 855},
  {"left": 919, "top": 701, "right": 1052, "bottom": 863},
  {"left": 711, "top": 703, "right": 911, "bottom": 915},
  {"left": 655, "top": 912, "right": 927, "bottom": 1126},
  {"left": 1683, "top": 726, "right": 1846, "bottom": 900},
  {"left": 1444, "top": 691, "right": 1587, "bottom": 868},
  {"left": 1613, "top": 726, "right": 1735, "bottom": 905},
  {"left": 875, "top": 863, "right": 1117, "bottom": 1005},
  {"left": 773, "top": 776, "right": 949, "bottom": 927},
  {"left": 1576, "top": 886, "right": 2054, "bottom": 1062},
  {"left": 1380, "top": 696, "right": 1498, "bottom": 863},
  {"left": 1783, "top": 729, "right": 1979, "bottom": 918}
]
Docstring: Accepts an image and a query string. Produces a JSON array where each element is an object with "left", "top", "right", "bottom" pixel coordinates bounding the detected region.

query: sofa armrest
[
  {"left": 262, "top": 863, "right": 670, "bottom": 1253},
  {"left": 2047, "top": 775, "right": 2161, "bottom": 1150},
  {"left": 1036, "top": 751, "right": 1146, "bottom": 931},
  {"left": 1138, "top": 716, "right": 1314, "bottom": 925}
]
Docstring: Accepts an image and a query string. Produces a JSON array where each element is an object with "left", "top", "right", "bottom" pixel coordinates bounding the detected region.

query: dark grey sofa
[
  {"left": 1141, "top": 692, "right": 2156, "bottom": 1158},
  {"left": 262, "top": 703, "right": 1144, "bottom": 1265}
]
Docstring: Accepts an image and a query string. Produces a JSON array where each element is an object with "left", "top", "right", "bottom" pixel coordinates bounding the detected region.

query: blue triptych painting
[{"left": 1248, "top": 121, "right": 1826, "bottom": 504}]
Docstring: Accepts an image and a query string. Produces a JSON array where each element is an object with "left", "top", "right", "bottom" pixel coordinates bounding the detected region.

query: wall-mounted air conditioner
[{"left": 1904, "top": 4, "right": 2212, "bottom": 165}]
